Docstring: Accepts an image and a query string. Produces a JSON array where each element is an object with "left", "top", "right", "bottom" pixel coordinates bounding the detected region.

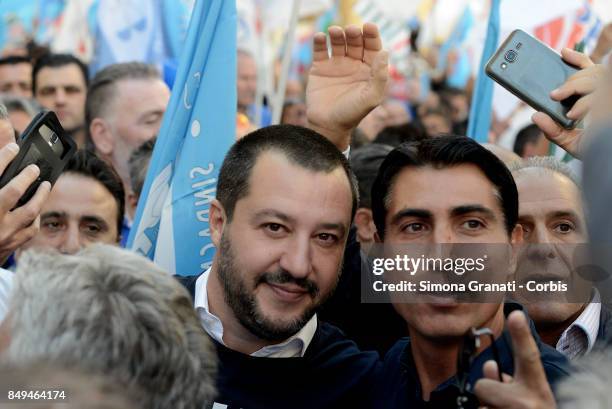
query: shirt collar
[
  {"left": 194, "top": 268, "right": 317, "bottom": 357},
  {"left": 557, "top": 291, "right": 602, "bottom": 355}
]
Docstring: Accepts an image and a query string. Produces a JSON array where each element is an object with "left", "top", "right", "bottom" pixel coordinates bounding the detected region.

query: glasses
[{"left": 456, "top": 327, "right": 503, "bottom": 409}]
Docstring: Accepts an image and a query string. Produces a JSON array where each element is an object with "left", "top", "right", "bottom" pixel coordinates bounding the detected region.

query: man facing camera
[
  {"left": 510, "top": 156, "right": 612, "bottom": 358},
  {"left": 20, "top": 149, "right": 124, "bottom": 254},
  {"left": 370, "top": 137, "right": 568, "bottom": 408},
  {"left": 176, "top": 23, "right": 389, "bottom": 408},
  {"left": 32, "top": 54, "right": 89, "bottom": 147}
]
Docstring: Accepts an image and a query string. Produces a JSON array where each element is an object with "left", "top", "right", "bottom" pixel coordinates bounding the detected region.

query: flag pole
[
  {"left": 254, "top": 5, "right": 264, "bottom": 127},
  {"left": 272, "top": 0, "right": 301, "bottom": 125}
]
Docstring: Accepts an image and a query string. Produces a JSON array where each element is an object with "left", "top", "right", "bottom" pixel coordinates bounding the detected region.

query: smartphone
[
  {"left": 486, "top": 29, "right": 580, "bottom": 129},
  {"left": 0, "top": 111, "right": 77, "bottom": 207}
]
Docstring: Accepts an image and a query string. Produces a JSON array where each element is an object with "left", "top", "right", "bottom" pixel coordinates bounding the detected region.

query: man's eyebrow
[
  {"left": 81, "top": 215, "right": 109, "bottom": 226},
  {"left": 252, "top": 209, "right": 295, "bottom": 224},
  {"left": 317, "top": 222, "right": 347, "bottom": 237},
  {"left": 450, "top": 205, "right": 498, "bottom": 220},
  {"left": 41, "top": 211, "right": 66, "bottom": 219},
  {"left": 548, "top": 210, "right": 581, "bottom": 221},
  {"left": 389, "top": 208, "right": 433, "bottom": 226}
]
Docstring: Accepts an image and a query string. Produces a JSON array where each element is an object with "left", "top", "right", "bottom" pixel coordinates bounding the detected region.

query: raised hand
[
  {"left": 306, "top": 23, "right": 389, "bottom": 151},
  {"left": 474, "top": 311, "right": 556, "bottom": 409}
]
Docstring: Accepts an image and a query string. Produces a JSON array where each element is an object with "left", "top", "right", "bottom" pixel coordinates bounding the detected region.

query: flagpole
[
  {"left": 254, "top": 5, "right": 264, "bottom": 127},
  {"left": 272, "top": 0, "right": 301, "bottom": 125}
]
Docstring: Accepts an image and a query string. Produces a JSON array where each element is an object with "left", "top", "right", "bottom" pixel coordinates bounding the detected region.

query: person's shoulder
[
  {"left": 173, "top": 272, "right": 203, "bottom": 299},
  {"left": 384, "top": 337, "right": 410, "bottom": 360},
  {"left": 308, "top": 321, "right": 381, "bottom": 368},
  {"left": 597, "top": 302, "right": 612, "bottom": 343},
  {"left": 538, "top": 342, "right": 571, "bottom": 385}
]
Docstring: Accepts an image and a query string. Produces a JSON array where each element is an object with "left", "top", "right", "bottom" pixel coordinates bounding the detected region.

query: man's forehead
[
  {"left": 37, "top": 65, "right": 85, "bottom": 84},
  {"left": 239, "top": 150, "right": 352, "bottom": 221},
  {"left": 389, "top": 164, "right": 503, "bottom": 213},
  {"left": 516, "top": 169, "right": 582, "bottom": 205}
]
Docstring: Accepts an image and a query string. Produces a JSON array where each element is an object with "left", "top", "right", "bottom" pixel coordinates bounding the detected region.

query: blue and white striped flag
[
  {"left": 467, "top": 0, "right": 501, "bottom": 143},
  {"left": 128, "top": 0, "right": 236, "bottom": 276}
]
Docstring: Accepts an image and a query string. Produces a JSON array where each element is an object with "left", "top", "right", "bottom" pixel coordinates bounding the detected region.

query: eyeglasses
[{"left": 456, "top": 327, "right": 503, "bottom": 409}]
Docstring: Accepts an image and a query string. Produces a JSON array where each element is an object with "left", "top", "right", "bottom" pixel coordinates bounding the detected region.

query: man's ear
[
  {"left": 89, "top": 118, "right": 114, "bottom": 156},
  {"left": 209, "top": 199, "right": 227, "bottom": 247},
  {"left": 354, "top": 208, "right": 377, "bottom": 244},
  {"left": 511, "top": 224, "right": 524, "bottom": 245}
]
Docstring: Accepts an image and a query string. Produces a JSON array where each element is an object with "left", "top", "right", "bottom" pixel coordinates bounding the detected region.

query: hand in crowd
[
  {"left": 306, "top": 23, "right": 389, "bottom": 150},
  {"left": 474, "top": 311, "right": 556, "bottom": 409},
  {"left": 532, "top": 48, "right": 607, "bottom": 159},
  {"left": 0, "top": 143, "right": 50, "bottom": 265}
]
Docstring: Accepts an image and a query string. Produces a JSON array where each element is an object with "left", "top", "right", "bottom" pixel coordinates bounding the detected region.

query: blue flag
[
  {"left": 128, "top": 0, "right": 236, "bottom": 276},
  {"left": 467, "top": 0, "right": 501, "bottom": 143}
]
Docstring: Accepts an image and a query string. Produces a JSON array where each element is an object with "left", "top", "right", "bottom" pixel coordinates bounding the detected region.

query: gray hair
[
  {"left": 0, "top": 104, "right": 7, "bottom": 120},
  {"left": 508, "top": 156, "right": 579, "bottom": 187},
  {"left": 85, "top": 62, "right": 161, "bottom": 126},
  {"left": 0, "top": 95, "right": 42, "bottom": 117},
  {"left": 129, "top": 137, "right": 155, "bottom": 198},
  {"left": 558, "top": 349, "right": 612, "bottom": 408},
  {"left": 3, "top": 244, "right": 217, "bottom": 409}
]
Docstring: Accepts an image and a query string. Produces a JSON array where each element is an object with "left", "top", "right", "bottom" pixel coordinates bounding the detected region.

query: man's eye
[
  {"left": 462, "top": 220, "right": 484, "bottom": 230},
  {"left": 317, "top": 233, "right": 338, "bottom": 244},
  {"left": 402, "top": 223, "right": 427, "bottom": 233},
  {"left": 553, "top": 223, "right": 574, "bottom": 234},
  {"left": 263, "top": 223, "right": 286, "bottom": 234},
  {"left": 84, "top": 224, "right": 102, "bottom": 234},
  {"left": 43, "top": 221, "right": 61, "bottom": 231}
]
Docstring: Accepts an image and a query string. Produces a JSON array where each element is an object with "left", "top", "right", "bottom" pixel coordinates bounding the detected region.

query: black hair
[
  {"left": 32, "top": 53, "right": 89, "bottom": 94},
  {"left": 513, "top": 124, "right": 543, "bottom": 156},
  {"left": 373, "top": 123, "right": 427, "bottom": 148},
  {"left": 371, "top": 135, "right": 518, "bottom": 240},
  {"left": 350, "top": 143, "right": 394, "bottom": 209},
  {"left": 0, "top": 55, "right": 31, "bottom": 67},
  {"left": 217, "top": 124, "right": 358, "bottom": 222},
  {"left": 64, "top": 150, "right": 125, "bottom": 236}
]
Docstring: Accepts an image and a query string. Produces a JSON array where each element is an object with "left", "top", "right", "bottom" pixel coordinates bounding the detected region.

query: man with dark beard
[{"left": 176, "top": 23, "right": 388, "bottom": 408}]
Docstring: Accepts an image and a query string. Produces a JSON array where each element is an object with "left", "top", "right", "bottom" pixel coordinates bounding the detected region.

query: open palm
[{"left": 306, "top": 24, "right": 388, "bottom": 148}]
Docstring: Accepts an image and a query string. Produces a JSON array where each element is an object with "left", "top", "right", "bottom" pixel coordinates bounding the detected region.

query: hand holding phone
[
  {"left": 486, "top": 29, "right": 579, "bottom": 129},
  {"left": 0, "top": 143, "right": 51, "bottom": 264},
  {"left": 531, "top": 49, "right": 606, "bottom": 159},
  {"left": 0, "top": 111, "right": 77, "bottom": 207}
]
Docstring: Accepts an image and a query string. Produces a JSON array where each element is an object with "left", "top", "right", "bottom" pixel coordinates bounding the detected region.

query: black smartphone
[
  {"left": 486, "top": 29, "right": 579, "bottom": 129},
  {"left": 0, "top": 111, "right": 77, "bottom": 207}
]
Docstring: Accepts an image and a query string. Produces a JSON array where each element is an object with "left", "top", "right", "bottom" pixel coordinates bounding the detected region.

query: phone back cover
[{"left": 486, "top": 29, "right": 578, "bottom": 129}]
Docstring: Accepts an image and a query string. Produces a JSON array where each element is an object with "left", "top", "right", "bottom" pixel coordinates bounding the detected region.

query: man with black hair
[
  {"left": 513, "top": 124, "right": 549, "bottom": 158},
  {"left": 20, "top": 149, "right": 124, "bottom": 254},
  {"left": 176, "top": 23, "right": 389, "bottom": 408},
  {"left": 32, "top": 53, "right": 88, "bottom": 147},
  {"left": 370, "top": 136, "right": 568, "bottom": 408},
  {"left": 0, "top": 56, "right": 32, "bottom": 98}
]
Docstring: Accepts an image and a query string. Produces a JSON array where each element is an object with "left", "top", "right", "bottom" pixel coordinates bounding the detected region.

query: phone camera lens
[
  {"left": 504, "top": 50, "right": 517, "bottom": 63},
  {"left": 50, "top": 133, "right": 59, "bottom": 144}
]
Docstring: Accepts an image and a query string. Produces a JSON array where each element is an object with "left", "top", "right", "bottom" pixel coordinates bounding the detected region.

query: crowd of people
[{"left": 0, "top": 17, "right": 610, "bottom": 409}]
